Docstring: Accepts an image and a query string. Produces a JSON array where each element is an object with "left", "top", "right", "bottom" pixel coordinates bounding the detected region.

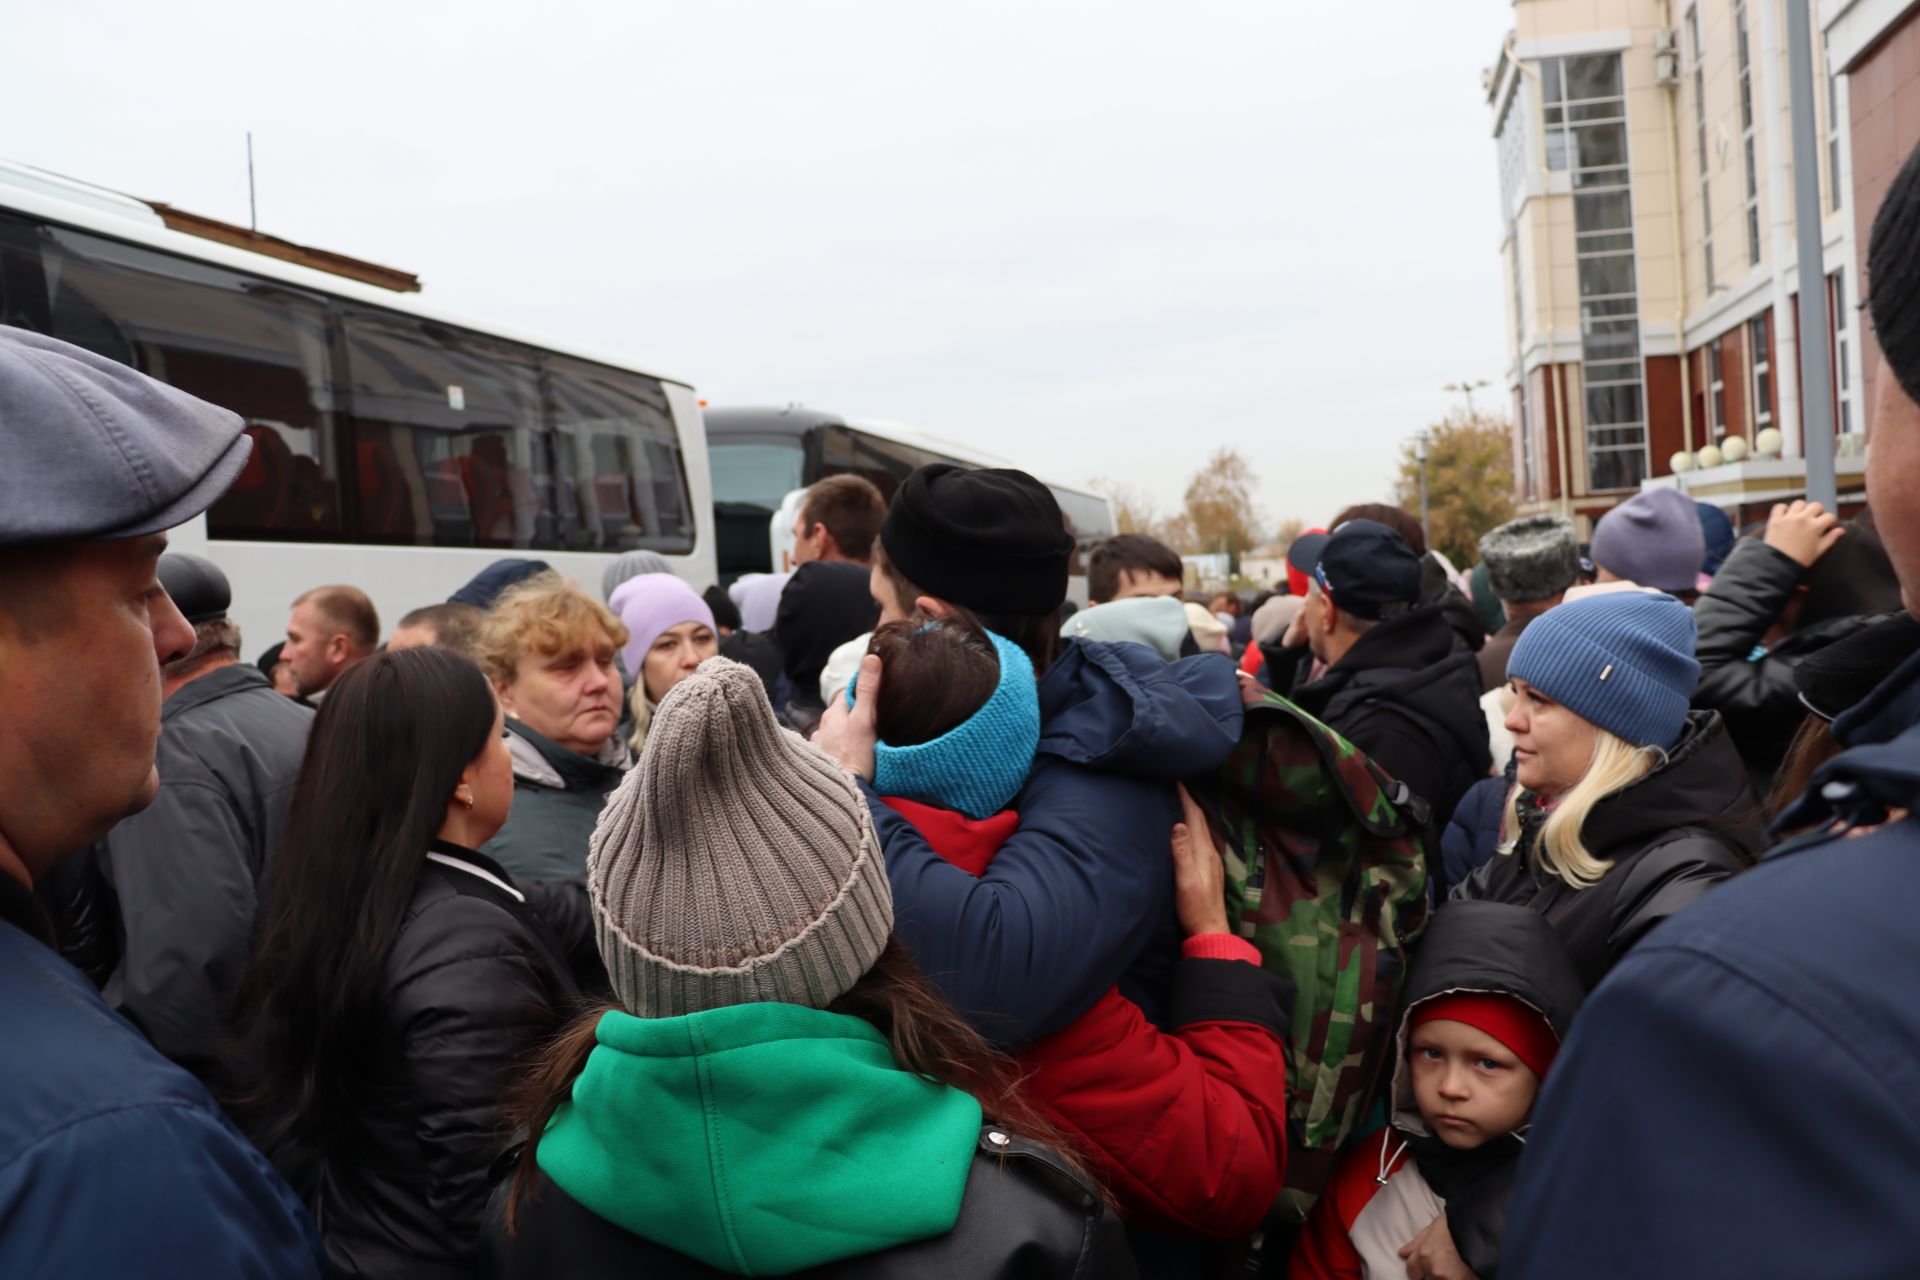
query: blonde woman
[{"left": 1452, "top": 592, "right": 1765, "bottom": 989}]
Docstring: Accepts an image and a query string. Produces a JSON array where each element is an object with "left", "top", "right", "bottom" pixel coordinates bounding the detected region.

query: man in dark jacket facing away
[
  {"left": 1504, "top": 133, "right": 1920, "bottom": 1279},
  {"left": 90, "top": 552, "right": 311, "bottom": 1082},
  {"left": 0, "top": 327, "right": 323, "bottom": 1275},
  {"left": 1264, "top": 520, "right": 1492, "bottom": 827}
]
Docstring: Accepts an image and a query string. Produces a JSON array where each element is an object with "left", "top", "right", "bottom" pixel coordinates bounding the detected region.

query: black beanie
[
  {"left": 1869, "top": 136, "right": 1920, "bottom": 405},
  {"left": 880, "top": 464, "right": 1074, "bottom": 615}
]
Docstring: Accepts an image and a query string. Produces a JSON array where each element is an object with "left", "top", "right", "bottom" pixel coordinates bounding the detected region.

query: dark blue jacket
[
  {"left": 1437, "top": 774, "right": 1507, "bottom": 900},
  {"left": 1505, "top": 648, "right": 1920, "bottom": 1278},
  {"left": 864, "top": 640, "right": 1243, "bottom": 1046},
  {"left": 0, "top": 878, "right": 324, "bottom": 1277}
]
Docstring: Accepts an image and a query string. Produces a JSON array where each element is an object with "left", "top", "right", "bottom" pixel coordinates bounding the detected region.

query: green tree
[
  {"left": 1183, "top": 448, "right": 1263, "bottom": 571},
  {"left": 1393, "top": 410, "right": 1516, "bottom": 568}
]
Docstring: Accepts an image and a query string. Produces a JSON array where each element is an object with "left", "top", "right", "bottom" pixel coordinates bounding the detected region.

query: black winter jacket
[
  {"left": 1264, "top": 605, "right": 1493, "bottom": 828},
  {"left": 314, "top": 845, "right": 594, "bottom": 1279},
  {"left": 486, "top": 1126, "right": 1138, "bottom": 1280},
  {"left": 40, "top": 663, "right": 313, "bottom": 1081},
  {"left": 1452, "top": 711, "right": 1765, "bottom": 990},
  {"left": 1693, "top": 537, "right": 1888, "bottom": 790},
  {"left": 1384, "top": 901, "right": 1585, "bottom": 1280}
]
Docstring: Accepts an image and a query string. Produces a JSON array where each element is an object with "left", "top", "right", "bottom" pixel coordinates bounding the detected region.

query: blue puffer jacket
[
  {"left": 1437, "top": 774, "right": 1508, "bottom": 900},
  {"left": 864, "top": 640, "right": 1244, "bottom": 1046},
  {"left": 1505, "top": 647, "right": 1920, "bottom": 1278},
  {"left": 0, "top": 882, "right": 324, "bottom": 1278}
]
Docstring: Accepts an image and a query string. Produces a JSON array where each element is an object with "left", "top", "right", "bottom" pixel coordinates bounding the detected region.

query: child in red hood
[{"left": 859, "top": 616, "right": 1291, "bottom": 1241}]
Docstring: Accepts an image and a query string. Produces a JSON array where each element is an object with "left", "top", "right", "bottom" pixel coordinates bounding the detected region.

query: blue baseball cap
[{"left": 1288, "top": 519, "right": 1423, "bottom": 620}]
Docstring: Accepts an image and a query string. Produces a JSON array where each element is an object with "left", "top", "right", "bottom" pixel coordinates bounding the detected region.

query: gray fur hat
[{"left": 1478, "top": 515, "right": 1579, "bottom": 605}]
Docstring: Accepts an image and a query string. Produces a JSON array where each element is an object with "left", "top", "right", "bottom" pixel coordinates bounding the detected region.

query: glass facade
[
  {"left": 1545, "top": 52, "right": 1646, "bottom": 492},
  {"left": 1749, "top": 312, "right": 1772, "bottom": 430},
  {"left": 1688, "top": 8, "right": 1716, "bottom": 291},
  {"left": 1736, "top": 1, "right": 1762, "bottom": 266}
]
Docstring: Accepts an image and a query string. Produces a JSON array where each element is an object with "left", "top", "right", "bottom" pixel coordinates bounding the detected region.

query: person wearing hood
[
  {"left": 848, "top": 616, "right": 1290, "bottom": 1263},
  {"left": 486, "top": 657, "right": 1135, "bottom": 1279},
  {"left": 1503, "top": 143, "right": 1920, "bottom": 1275},
  {"left": 814, "top": 464, "right": 1244, "bottom": 1046},
  {"left": 476, "top": 572, "right": 634, "bottom": 882},
  {"left": 1453, "top": 592, "right": 1765, "bottom": 990},
  {"left": 1262, "top": 520, "right": 1493, "bottom": 828},
  {"left": 1588, "top": 489, "right": 1705, "bottom": 602},
  {"left": 1294, "top": 901, "right": 1583, "bottom": 1280},
  {"left": 609, "top": 573, "right": 720, "bottom": 756},
  {"left": 1059, "top": 594, "right": 1197, "bottom": 662},
  {"left": 1691, "top": 499, "right": 1904, "bottom": 793},
  {"left": 775, "top": 560, "right": 880, "bottom": 734}
]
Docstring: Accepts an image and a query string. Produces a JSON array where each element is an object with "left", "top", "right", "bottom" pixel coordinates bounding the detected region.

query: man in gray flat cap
[
  {"left": 0, "top": 327, "right": 324, "bottom": 1276},
  {"left": 1474, "top": 514, "right": 1580, "bottom": 693}
]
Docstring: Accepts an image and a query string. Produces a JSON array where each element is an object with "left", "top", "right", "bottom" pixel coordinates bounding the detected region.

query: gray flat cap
[
  {"left": 1478, "top": 514, "right": 1579, "bottom": 604},
  {"left": 0, "top": 326, "right": 251, "bottom": 544}
]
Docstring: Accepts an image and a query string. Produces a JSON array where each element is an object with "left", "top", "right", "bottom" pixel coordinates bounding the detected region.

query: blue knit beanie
[
  {"left": 1506, "top": 593, "right": 1700, "bottom": 750},
  {"left": 849, "top": 629, "right": 1039, "bottom": 820}
]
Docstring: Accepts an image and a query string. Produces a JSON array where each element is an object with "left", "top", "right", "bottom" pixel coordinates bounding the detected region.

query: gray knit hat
[
  {"left": 586, "top": 656, "right": 894, "bottom": 1018},
  {"left": 1478, "top": 515, "right": 1579, "bottom": 605}
]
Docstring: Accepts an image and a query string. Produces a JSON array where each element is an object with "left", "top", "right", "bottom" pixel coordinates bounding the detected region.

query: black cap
[
  {"left": 1291, "top": 519, "right": 1422, "bottom": 620},
  {"left": 879, "top": 464, "right": 1074, "bottom": 616},
  {"left": 158, "top": 552, "right": 232, "bottom": 624}
]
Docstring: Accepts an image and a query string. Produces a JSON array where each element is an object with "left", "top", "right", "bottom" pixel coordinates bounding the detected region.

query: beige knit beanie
[{"left": 586, "top": 656, "right": 894, "bottom": 1017}]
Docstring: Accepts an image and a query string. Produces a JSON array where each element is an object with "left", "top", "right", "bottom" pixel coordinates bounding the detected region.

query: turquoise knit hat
[
  {"left": 848, "top": 628, "right": 1039, "bottom": 819},
  {"left": 1506, "top": 592, "right": 1700, "bottom": 750}
]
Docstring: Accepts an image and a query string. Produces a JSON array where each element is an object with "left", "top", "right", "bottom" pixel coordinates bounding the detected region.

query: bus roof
[
  {"left": 704, "top": 404, "right": 1107, "bottom": 502},
  {"left": 0, "top": 157, "right": 694, "bottom": 389}
]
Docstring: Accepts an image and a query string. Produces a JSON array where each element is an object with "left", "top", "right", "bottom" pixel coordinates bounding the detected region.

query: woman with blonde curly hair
[
  {"left": 1452, "top": 592, "right": 1766, "bottom": 989},
  {"left": 475, "top": 572, "right": 633, "bottom": 881}
]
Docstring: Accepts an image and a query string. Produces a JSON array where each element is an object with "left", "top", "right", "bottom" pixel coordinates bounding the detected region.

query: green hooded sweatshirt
[{"left": 536, "top": 1002, "right": 984, "bottom": 1276}]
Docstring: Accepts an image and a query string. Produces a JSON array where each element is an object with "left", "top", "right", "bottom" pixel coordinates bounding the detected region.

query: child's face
[{"left": 1409, "top": 1020, "right": 1540, "bottom": 1150}]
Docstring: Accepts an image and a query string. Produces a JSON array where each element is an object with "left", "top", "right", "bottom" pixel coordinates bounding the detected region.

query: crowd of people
[{"left": 11, "top": 136, "right": 1920, "bottom": 1280}]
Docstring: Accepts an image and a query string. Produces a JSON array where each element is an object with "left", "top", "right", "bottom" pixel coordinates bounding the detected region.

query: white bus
[
  {"left": 707, "top": 405, "right": 1116, "bottom": 603},
  {"left": 0, "top": 159, "right": 714, "bottom": 653}
]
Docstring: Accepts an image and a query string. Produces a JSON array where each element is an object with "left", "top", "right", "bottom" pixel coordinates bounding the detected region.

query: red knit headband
[{"left": 1411, "top": 992, "right": 1561, "bottom": 1080}]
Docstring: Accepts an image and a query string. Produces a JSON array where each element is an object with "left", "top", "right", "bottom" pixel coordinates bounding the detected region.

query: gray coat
[
  {"left": 100, "top": 662, "right": 313, "bottom": 1078},
  {"left": 481, "top": 722, "right": 630, "bottom": 882}
]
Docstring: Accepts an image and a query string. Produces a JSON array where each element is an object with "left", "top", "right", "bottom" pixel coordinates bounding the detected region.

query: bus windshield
[{"left": 710, "top": 438, "right": 806, "bottom": 512}]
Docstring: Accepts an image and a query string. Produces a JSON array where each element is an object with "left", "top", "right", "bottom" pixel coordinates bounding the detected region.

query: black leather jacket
[
  {"left": 484, "top": 1126, "right": 1138, "bottom": 1280},
  {"left": 308, "top": 848, "right": 596, "bottom": 1279}
]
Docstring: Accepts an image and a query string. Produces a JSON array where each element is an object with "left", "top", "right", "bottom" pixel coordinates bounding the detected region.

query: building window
[
  {"left": 1828, "top": 58, "right": 1844, "bottom": 215},
  {"left": 1546, "top": 52, "right": 1645, "bottom": 492},
  {"left": 1688, "top": 8, "right": 1716, "bottom": 291},
  {"left": 1736, "top": 0, "right": 1762, "bottom": 266},
  {"left": 1749, "top": 312, "right": 1772, "bottom": 431},
  {"left": 1832, "top": 271, "right": 1854, "bottom": 436},
  {"left": 1708, "top": 340, "right": 1726, "bottom": 439}
]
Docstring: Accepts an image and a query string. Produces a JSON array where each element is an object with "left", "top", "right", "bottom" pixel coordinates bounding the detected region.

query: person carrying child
[
  {"left": 1293, "top": 900, "right": 1583, "bottom": 1280},
  {"left": 850, "top": 617, "right": 1291, "bottom": 1259}
]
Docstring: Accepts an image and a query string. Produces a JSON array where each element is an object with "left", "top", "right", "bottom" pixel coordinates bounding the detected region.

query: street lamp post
[{"left": 1416, "top": 431, "right": 1431, "bottom": 549}]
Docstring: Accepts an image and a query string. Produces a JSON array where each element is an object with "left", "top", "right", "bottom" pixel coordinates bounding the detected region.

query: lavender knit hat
[
  {"left": 586, "top": 657, "right": 894, "bottom": 1017},
  {"left": 609, "top": 573, "right": 715, "bottom": 678},
  {"left": 1589, "top": 490, "right": 1705, "bottom": 593}
]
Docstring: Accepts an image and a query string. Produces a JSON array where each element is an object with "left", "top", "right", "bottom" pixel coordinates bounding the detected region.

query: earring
[{"left": 458, "top": 790, "right": 475, "bottom": 810}]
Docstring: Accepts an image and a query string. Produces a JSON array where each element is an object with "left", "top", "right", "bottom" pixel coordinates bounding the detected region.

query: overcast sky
[{"left": 4, "top": 0, "right": 1517, "bottom": 536}]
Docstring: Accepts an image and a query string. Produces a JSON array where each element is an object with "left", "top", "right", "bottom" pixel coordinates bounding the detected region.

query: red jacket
[
  {"left": 1292, "top": 1129, "right": 1443, "bottom": 1280},
  {"left": 882, "top": 796, "right": 1290, "bottom": 1240}
]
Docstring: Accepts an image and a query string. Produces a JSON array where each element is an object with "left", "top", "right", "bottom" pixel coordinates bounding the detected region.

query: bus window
[
  {"left": 339, "top": 311, "right": 549, "bottom": 548},
  {"left": 711, "top": 437, "right": 806, "bottom": 579},
  {"left": 0, "top": 212, "right": 343, "bottom": 540},
  {"left": 544, "top": 354, "right": 694, "bottom": 554},
  {"left": 817, "top": 424, "right": 945, "bottom": 502}
]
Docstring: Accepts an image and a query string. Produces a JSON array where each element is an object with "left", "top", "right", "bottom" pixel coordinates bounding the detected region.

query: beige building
[{"left": 1485, "top": 0, "right": 1907, "bottom": 528}]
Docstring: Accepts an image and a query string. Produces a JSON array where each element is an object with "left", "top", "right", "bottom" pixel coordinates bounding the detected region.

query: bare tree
[{"left": 1183, "top": 448, "right": 1263, "bottom": 571}]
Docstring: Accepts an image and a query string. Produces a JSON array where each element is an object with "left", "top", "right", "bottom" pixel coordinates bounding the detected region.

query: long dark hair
[
  {"left": 225, "top": 646, "right": 499, "bottom": 1188},
  {"left": 502, "top": 937, "right": 1096, "bottom": 1231}
]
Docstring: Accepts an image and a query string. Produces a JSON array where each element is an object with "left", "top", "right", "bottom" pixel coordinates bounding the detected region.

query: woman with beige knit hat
[{"left": 486, "top": 657, "right": 1136, "bottom": 1279}]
